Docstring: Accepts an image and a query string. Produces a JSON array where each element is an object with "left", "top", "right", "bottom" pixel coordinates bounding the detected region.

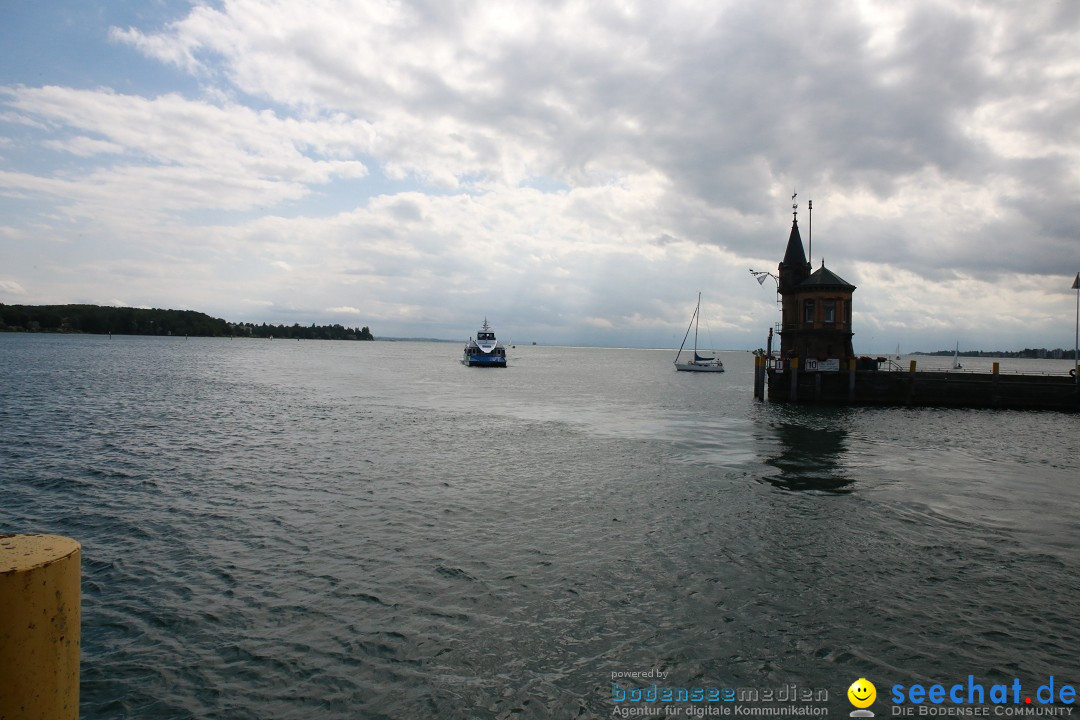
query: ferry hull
[{"left": 463, "top": 354, "right": 507, "bottom": 367}]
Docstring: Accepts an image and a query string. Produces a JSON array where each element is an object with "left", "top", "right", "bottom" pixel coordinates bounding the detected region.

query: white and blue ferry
[{"left": 463, "top": 318, "right": 507, "bottom": 367}]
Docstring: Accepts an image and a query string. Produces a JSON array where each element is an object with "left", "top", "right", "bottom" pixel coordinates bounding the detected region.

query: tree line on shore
[{"left": 0, "top": 304, "right": 374, "bottom": 341}]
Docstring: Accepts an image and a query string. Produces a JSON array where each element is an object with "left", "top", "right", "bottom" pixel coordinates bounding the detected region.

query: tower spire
[{"left": 779, "top": 193, "right": 810, "bottom": 296}]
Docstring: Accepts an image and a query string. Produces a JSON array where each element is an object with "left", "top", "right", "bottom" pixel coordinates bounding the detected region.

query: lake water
[{"left": 1, "top": 334, "right": 1078, "bottom": 719}]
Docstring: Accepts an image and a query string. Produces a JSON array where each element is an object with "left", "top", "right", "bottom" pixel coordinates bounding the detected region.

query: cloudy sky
[{"left": 2, "top": 1, "right": 1079, "bottom": 351}]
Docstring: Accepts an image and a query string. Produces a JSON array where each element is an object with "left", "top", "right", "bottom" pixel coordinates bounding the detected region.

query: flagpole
[{"left": 1074, "top": 271, "right": 1079, "bottom": 384}]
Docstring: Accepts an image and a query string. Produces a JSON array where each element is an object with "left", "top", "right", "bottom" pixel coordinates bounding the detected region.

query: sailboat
[
  {"left": 952, "top": 342, "right": 962, "bottom": 370},
  {"left": 674, "top": 293, "right": 725, "bottom": 372}
]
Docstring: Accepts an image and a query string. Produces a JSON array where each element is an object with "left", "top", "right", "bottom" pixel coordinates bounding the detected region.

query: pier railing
[{"left": 868, "top": 358, "right": 1076, "bottom": 377}]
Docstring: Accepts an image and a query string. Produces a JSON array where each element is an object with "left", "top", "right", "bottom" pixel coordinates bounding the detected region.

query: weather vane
[{"left": 792, "top": 189, "right": 797, "bottom": 218}]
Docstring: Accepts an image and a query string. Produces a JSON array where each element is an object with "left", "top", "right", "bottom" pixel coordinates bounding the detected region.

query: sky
[{"left": 2, "top": 0, "right": 1079, "bottom": 352}]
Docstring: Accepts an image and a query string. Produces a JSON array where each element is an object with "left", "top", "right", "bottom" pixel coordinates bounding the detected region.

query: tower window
[
  {"left": 824, "top": 300, "right": 836, "bottom": 323},
  {"left": 803, "top": 300, "right": 815, "bottom": 323}
]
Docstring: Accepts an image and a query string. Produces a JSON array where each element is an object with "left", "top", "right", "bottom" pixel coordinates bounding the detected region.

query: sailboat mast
[{"left": 694, "top": 292, "right": 701, "bottom": 352}]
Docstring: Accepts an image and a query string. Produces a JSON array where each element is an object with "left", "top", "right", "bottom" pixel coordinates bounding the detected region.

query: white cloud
[
  {"left": 1, "top": 85, "right": 369, "bottom": 217},
  {"left": 44, "top": 136, "right": 124, "bottom": 157},
  {"left": 0, "top": 279, "right": 27, "bottom": 296}
]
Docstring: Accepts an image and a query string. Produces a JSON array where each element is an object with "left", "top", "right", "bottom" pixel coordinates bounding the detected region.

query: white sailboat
[
  {"left": 674, "top": 293, "right": 725, "bottom": 372},
  {"left": 952, "top": 342, "right": 962, "bottom": 370}
]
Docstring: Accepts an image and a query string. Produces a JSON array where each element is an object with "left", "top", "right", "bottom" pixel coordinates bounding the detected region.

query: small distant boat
[
  {"left": 674, "top": 293, "right": 724, "bottom": 373},
  {"left": 463, "top": 318, "right": 507, "bottom": 367},
  {"left": 952, "top": 342, "right": 963, "bottom": 370}
]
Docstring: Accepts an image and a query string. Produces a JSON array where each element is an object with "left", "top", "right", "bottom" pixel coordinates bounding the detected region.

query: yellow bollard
[
  {"left": 0, "top": 534, "right": 81, "bottom": 720},
  {"left": 993, "top": 362, "right": 999, "bottom": 375}
]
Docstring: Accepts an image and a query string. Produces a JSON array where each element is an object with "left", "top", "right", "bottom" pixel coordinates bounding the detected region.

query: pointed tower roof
[
  {"left": 801, "top": 263, "right": 855, "bottom": 291},
  {"left": 781, "top": 218, "right": 808, "bottom": 268}
]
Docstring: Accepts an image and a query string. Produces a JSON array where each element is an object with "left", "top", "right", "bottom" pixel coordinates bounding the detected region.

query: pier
[{"left": 755, "top": 356, "right": 1080, "bottom": 411}]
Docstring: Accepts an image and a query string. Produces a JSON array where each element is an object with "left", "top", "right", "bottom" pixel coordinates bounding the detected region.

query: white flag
[{"left": 1073, "top": 272, "right": 1079, "bottom": 290}]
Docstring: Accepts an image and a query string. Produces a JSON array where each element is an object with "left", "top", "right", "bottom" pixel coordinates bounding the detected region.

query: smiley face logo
[{"left": 848, "top": 678, "right": 876, "bottom": 708}]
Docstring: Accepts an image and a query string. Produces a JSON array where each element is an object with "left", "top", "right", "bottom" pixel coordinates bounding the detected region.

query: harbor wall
[{"left": 759, "top": 357, "right": 1080, "bottom": 411}]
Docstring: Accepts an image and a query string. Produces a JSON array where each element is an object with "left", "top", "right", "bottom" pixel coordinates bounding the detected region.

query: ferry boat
[{"left": 463, "top": 318, "right": 507, "bottom": 367}]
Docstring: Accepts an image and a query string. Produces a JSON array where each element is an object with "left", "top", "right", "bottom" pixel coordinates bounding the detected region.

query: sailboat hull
[{"left": 675, "top": 360, "right": 725, "bottom": 372}]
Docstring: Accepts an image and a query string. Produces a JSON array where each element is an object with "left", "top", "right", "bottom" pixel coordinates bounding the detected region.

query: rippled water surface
[{"left": 2, "top": 334, "right": 1078, "bottom": 718}]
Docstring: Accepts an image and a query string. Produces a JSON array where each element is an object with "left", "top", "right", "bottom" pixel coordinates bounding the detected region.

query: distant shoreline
[
  {"left": 4, "top": 304, "right": 1075, "bottom": 356},
  {"left": 910, "top": 348, "right": 1077, "bottom": 360},
  {"left": 0, "top": 303, "right": 373, "bottom": 340}
]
